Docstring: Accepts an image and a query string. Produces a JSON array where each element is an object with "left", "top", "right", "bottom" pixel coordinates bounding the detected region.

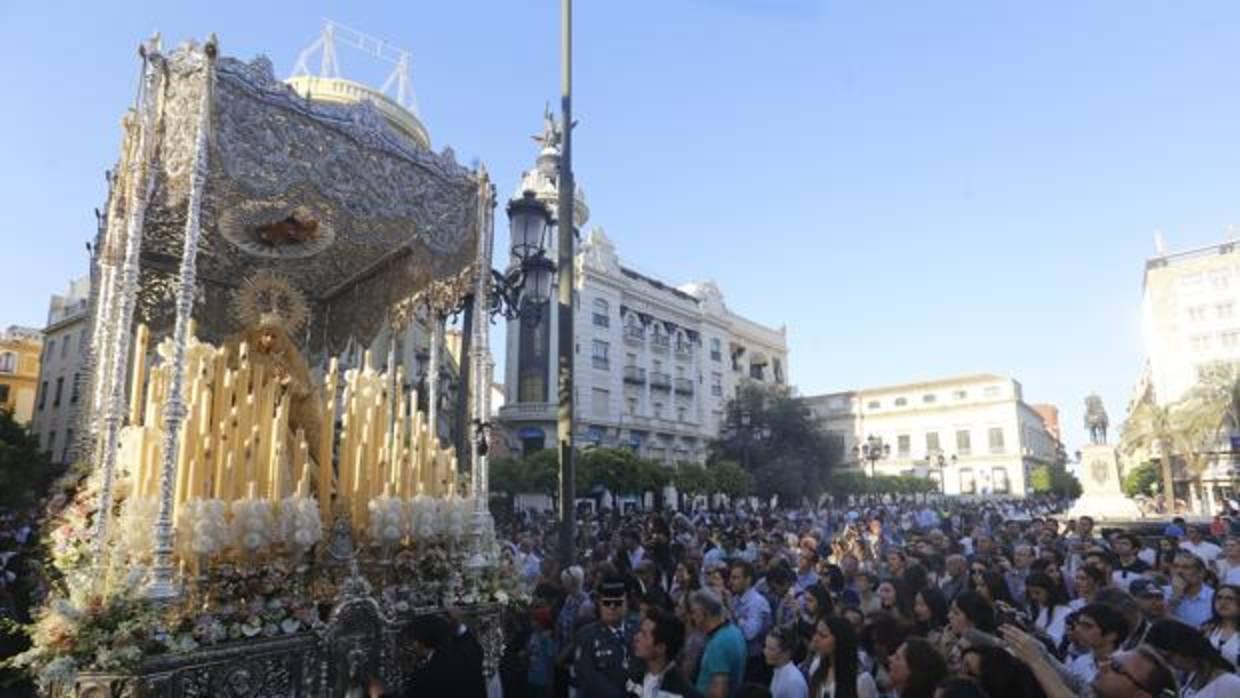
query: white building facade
[
  {"left": 498, "top": 143, "right": 789, "bottom": 462},
  {"left": 1141, "top": 240, "right": 1240, "bottom": 406},
  {"left": 803, "top": 374, "right": 1058, "bottom": 496},
  {"left": 30, "top": 277, "right": 91, "bottom": 465}
]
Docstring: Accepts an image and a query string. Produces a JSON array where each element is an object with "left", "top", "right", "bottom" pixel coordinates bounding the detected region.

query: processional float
[{"left": 20, "top": 35, "right": 510, "bottom": 696}]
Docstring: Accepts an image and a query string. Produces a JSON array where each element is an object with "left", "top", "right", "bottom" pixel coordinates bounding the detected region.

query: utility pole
[{"left": 556, "top": 0, "right": 577, "bottom": 568}]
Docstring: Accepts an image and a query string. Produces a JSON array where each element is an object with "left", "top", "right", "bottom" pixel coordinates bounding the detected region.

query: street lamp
[
  {"left": 932, "top": 453, "right": 956, "bottom": 494},
  {"left": 489, "top": 191, "right": 555, "bottom": 325},
  {"left": 446, "top": 190, "right": 554, "bottom": 474},
  {"left": 856, "top": 434, "right": 890, "bottom": 478},
  {"left": 728, "top": 408, "right": 769, "bottom": 471}
]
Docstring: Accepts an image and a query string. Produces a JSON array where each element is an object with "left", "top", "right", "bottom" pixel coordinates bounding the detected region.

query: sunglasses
[
  {"left": 600, "top": 598, "right": 625, "bottom": 608},
  {"left": 1106, "top": 658, "right": 1155, "bottom": 694}
]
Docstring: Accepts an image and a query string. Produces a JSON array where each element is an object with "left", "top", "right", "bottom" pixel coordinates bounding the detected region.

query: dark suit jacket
[
  {"left": 405, "top": 649, "right": 455, "bottom": 697},
  {"left": 450, "top": 625, "right": 489, "bottom": 698}
]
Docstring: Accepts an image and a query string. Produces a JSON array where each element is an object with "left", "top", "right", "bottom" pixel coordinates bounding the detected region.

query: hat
[
  {"left": 1128, "top": 578, "right": 1165, "bottom": 599},
  {"left": 599, "top": 577, "right": 628, "bottom": 600}
]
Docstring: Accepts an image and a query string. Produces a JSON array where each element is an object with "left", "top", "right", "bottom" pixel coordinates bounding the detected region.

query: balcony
[
  {"left": 650, "top": 371, "right": 672, "bottom": 390},
  {"left": 624, "top": 326, "right": 645, "bottom": 345},
  {"left": 651, "top": 334, "right": 671, "bottom": 353},
  {"left": 674, "top": 343, "right": 693, "bottom": 359},
  {"left": 674, "top": 377, "right": 694, "bottom": 395},
  {"left": 623, "top": 365, "right": 647, "bottom": 384},
  {"left": 497, "top": 402, "right": 556, "bottom": 422},
  {"left": 592, "top": 356, "right": 610, "bottom": 370}
]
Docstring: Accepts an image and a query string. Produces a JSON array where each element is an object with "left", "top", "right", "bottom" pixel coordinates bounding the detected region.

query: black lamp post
[
  {"left": 857, "top": 434, "right": 890, "bottom": 478},
  {"left": 458, "top": 191, "right": 555, "bottom": 476},
  {"left": 932, "top": 452, "right": 956, "bottom": 494},
  {"left": 722, "top": 407, "right": 769, "bottom": 471}
]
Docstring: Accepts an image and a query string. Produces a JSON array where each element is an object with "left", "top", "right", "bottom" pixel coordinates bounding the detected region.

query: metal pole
[
  {"left": 455, "top": 294, "right": 475, "bottom": 475},
  {"left": 556, "top": 0, "right": 577, "bottom": 568}
]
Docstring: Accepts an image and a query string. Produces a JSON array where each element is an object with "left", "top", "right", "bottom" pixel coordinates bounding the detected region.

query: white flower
[
  {"left": 230, "top": 498, "right": 274, "bottom": 553},
  {"left": 278, "top": 495, "right": 322, "bottom": 551}
]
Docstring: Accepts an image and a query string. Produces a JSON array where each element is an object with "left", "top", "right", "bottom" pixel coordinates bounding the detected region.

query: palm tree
[
  {"left": 1121, "top": 401, "right": 1179, "bottom": 513},
  {"left": 1176, "top": 362, "right": 1240, "bottom": 510}
]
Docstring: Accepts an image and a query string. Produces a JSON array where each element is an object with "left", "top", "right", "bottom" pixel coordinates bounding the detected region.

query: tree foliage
[
  {"left": 1121, "top": 401, "right": 1180, "bottom": 507},
  {"left": 489, "top": 448, "right": 559, "bottom": 497},
  {"left": 1122, "top": 461, "right": 1161, "bottom": 498},
  {"left": 708, "top": 383, "right": 842, "bottom": 501},
  {"left": 1028, "top": 462, "right": 1083, "bottom": 499},
  {"left": 491, "top": 447, "right": 673, "bottom": 500},
  {"left": 821, "top": 471, "right": 939, "bottom": 499},
  {"left": 672, "top": 462, "right": 712, "bottom": 496},
  {"left": 0, "top": 409, "right": 55, "bottom": 508},
  {"left": 708, "top": 459, "right": 752, "bottom": 499}
]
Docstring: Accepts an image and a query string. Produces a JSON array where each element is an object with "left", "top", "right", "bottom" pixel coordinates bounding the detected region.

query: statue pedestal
[{"left": 1067, "top": 444, "right": 1143, "bottom": 521}]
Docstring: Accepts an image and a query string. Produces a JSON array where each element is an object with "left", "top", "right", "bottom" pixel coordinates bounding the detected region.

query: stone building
[
  {"left": 0, "top": 325, "right": 43, "bottom": 425},
  {"left": 498, "top": 139, "right": 789, "bottom": 462},
  {"left": 1141, "top": 237, "right": 1240, "bottom": 405},
  {"left": 30, "top": 277, "right": 91, "bottom": 464},
  {"left": 803, "top": 374, "right": 1058, "bottom": 496}
]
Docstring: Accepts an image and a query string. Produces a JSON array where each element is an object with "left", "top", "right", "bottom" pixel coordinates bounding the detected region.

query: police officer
[{"left": 575, "top": 576, "right": 637, "bottom": 698}]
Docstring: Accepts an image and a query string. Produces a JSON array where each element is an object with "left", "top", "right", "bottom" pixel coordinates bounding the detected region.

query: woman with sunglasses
[
  {"left": 1202, "top": 583, "right": 1239, "bottom": 669},
  {"left": 1145, "top": 617, "right": 1240, "bottom": 698}
]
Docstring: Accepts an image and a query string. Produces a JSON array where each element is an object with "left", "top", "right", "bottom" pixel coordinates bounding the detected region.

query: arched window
[{"left": 0, "top": 352, "right": 15, "bottom": 373}]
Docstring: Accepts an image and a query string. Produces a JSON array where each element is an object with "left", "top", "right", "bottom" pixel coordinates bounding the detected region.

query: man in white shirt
[
  {"left": 622, "top": 529, "right": 646, "bottom": 571},
  {"left": 1214, "top": 535, "right": 1240, "bottom": 583},
  {"left": 1180, "top": 526, "right": 1222, "bottom": 564},
  {"left": 626, "top": 607, "right": 697, "bottom": 698}
]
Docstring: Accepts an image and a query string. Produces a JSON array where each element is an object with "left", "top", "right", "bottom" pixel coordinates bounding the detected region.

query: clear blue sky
[{"left": 3, "top": 1, "right": 1239, "bottom": 455}]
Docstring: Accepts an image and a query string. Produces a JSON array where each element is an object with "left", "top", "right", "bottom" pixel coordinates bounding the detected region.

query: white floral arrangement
[
  {"left": 410, "top": 495, "right": 438, "bottom": 540},
  {"left": 117, "top": 496, "right": 160, "bottom": 561},
  {"left": 367, "top": 494, "right": 406, "bottom": 546},
  {"left": 278, "top": 495, "right": 323, "bottom": 550},
  {"left": 229, "top": 497, "right": 274, "bottom": 554},
  {"left": 444, "top": 496, "right": 471, "bottom": 542},
  {"left": 177, "top": 499, "right": 230, "bottom": 558}
]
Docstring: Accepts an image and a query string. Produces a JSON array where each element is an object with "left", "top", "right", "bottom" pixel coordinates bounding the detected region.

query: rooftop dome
[{"left": 285, "top": 75, "right": 431, "bottom": 150}]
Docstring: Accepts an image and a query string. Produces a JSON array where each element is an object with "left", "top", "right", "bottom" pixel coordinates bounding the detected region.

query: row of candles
[{"left": 122, "top": 326, "right": 463, "bottom": 534}]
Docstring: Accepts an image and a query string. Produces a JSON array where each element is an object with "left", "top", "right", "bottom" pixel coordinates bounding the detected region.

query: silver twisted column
[
  {"left": 92, "top": 39, "right": 162, "bottom": 552},
  {"left": 147, "top": 39, "right": 216, "bottom": 601}
]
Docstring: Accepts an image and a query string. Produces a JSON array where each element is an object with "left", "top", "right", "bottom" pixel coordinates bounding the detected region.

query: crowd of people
[
  {"left": 487, "top": 496, "right": 1240, "bottom": 698},
  {"left": 0, "top": 508, "right": 40, "bottom": 697}
]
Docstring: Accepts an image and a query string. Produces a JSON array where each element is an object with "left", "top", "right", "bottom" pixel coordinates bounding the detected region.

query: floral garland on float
[
  {"left": 12, "top": 447, "right": 519, "bottom": 691},
  {"left": 11, "top": 297, "right": 516, "bottom": 691}
]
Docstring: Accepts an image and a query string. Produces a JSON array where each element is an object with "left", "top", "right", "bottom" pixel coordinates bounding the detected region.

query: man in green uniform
[{"left": 574, "top": 577, "right": 637, "bottom": 698}]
